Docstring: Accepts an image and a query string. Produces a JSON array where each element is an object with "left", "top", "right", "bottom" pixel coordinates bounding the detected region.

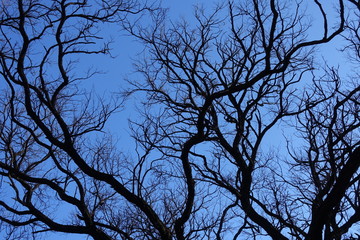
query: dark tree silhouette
[{"left": 0, "top": 0, "right": 359, "bottom": 240}]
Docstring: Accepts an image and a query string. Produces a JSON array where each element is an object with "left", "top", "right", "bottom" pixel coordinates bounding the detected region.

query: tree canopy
[{"left": 0, "top": 0, "right": 359, "bottom": 239}]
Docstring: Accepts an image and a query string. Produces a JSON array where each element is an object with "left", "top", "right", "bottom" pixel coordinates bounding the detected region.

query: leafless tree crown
[{"left": 0, "top": 0, "right": 359, "bottom": 240}]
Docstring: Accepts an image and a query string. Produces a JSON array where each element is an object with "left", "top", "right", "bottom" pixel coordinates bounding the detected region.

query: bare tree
[
  {"left": 0, "top": 0, "right": 359, "bottom": 240},
  {"left": 0, "top": 1, "right": 169, "bottom": 240},
  {"left": 127, "top": 0, "right": 359, "bottom": 239}
]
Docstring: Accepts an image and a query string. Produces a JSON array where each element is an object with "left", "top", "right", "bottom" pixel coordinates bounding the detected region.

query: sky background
[
  {"left": 38, "top": 1, "right": 216, "bottom": 239},
  {"left": 61, "top": 1, "right": 346, "bottom": 239},
  {"left": 0, "top": 0, "right": 351, "bottom": 239}
]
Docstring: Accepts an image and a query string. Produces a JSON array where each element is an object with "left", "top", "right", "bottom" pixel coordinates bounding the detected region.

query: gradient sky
[{"left": 0, "top": 0, "right": 349, "bottom": 239}]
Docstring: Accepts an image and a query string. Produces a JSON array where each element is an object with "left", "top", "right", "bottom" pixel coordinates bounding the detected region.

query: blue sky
[
  {"left": 33, "top": 2, "right": 217, "bottom": 240},
  {"left": 0, "top": 0, "right": 350, "bottom": 239}
]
